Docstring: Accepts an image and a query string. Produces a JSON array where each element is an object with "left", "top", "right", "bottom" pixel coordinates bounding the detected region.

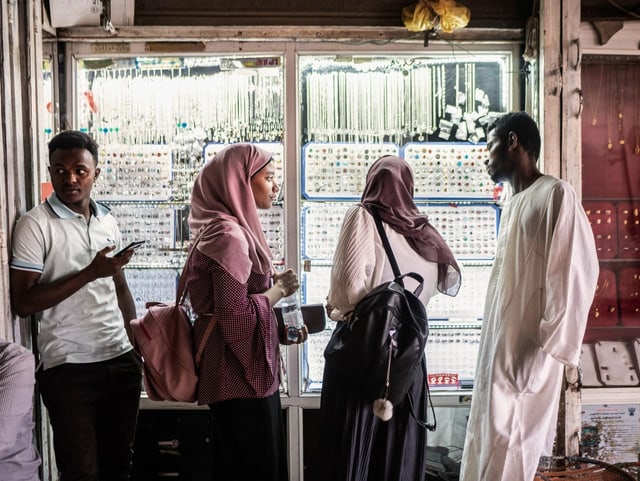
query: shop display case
[
  {"left": 70, "top": 54, "right": 286, "bottom": 317},
  {"left": 60, "top": 41, "right": 518, "bottom": 479},
  {"left": 296, "top": 53, "right": 512, "bottom": 393},
  {"left": 579, "top": 56, "right": 640, "bottom": 465},
  {"left": 580, "top": 59, "right": 640, "bottom": 390}
]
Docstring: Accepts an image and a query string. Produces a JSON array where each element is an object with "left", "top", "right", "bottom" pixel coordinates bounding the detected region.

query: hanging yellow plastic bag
[
  {"left": 402, "top": 0, "right": 470, "bottom": 33},
  {"left": 402, "top": 1, "right": 438, "bottom": 32}
]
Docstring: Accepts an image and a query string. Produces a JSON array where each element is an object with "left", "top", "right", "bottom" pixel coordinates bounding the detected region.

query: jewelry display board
[
  {"left": 301, "top": 142, "right": 399, "bottom": 199},
  {"left": 105, "top": 204, "right": 180, "bottom": 266},
  {"left": 581, "top": 340, "right": 640, "bottom": 387},
  {"left": 74, "top": 55, "right": 287, "bottom": 337},
  {"left": 584, "top": 201, "right": 618, "bottom": 259},
  {"left": 77, "top": 56, "right": 284, "bottom": 147},
  {"left": 71, "top": 50, "right": 514, "bottom": 397},
  {"left": 302, "top": 262, "right": 492, "bottom": 322},
  {"left": 299, "top": 55, "right": 508, "bottom": 146},
  {"left": 427, "top": 328, "right": 482, "bottom": 387},
  {"left": 617, "top": 201, "right": 640, "bottom": 260},
  {"left": 403, "top": 142, "right": 494, "bottom": 199},
  {"left": 417, "top": 204, "right": 498, "bottom": 261},
  {"left": 303, "top": 324, "right": 483, "bottom": 392},
  {"left": 427, "top": 264, "right": 493, "bottom": 320},
  {"left": 93, "top": 145, "right": 173, "bottom": 201},
  {"left": 580, "top": 344, "right": 604, "bottom": 387},
  {"left": 125, "top": 269, "right": 180, "bottom": 318},
  {"left": 297, "top": 54, "right": 509, "bottom": 390},
  {"left": 204, "top": 141, "right": 284, "bottom": 181},
  {"left": 301, "top": 201, "right": 497, "bottom": 265},
  {"left": 619, "top": 268, "right": 640, "bottom": 327},
  {"left": 301, "top": 201, "right": 352, "bottom": 260},
  {"left": 587, "top": 268, "right": 619, "bottom": 327},
  {"left": 594, "top": 340, "right": 640, "bottom": 387},
  {"left": 259, "top": 206, "right": 285, "bottom": 263},
  {"left": 581, "top": 60, "right": 640, "bottom": 357}
]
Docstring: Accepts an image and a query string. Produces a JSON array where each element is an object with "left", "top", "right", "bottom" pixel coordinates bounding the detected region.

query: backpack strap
[
  {"left": 176, "top": 223, "right": 213, "bottom": 306},
  {"left": 408, "top": 383, "right": 437, "bottom": 431},
  {"left": 195, "top": 318, "right": 216, "bottom": 367},
  {"left": 176, "top": 223, "right": 219, "bottom": 367},
  {"left": 372, "top": 207, "right": 434, "bottom": 429},
  {"left": 371, "top": 207, "right": 424, "bottom": 297},
  {"left": 371, "top": 207, "right": 402, "bottom": 279}
]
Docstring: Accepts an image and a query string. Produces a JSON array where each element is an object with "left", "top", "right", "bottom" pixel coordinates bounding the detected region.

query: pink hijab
[
  {"left": 361, "top": 155, "right": 461, "bottom": 296},
  {"left": 188, "top": 143, "right": 274, "bottom": 283}
]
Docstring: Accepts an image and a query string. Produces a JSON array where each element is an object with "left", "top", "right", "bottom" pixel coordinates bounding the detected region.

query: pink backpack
[{"left": 131, "top": 228, "right": 216, "bottom": 403}]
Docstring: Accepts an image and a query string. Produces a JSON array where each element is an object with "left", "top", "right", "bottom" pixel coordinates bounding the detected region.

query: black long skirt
[
  {"left": 209, "top": 391, "right": 288, "bottom": 481},
  {"left": 319, "top": 359, "right": 429, "bottom": 481}
]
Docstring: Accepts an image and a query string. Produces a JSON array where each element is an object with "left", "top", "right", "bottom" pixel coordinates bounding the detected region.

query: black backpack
[{"left": 323, "top": 208, "right": 434, "bottom": 427}]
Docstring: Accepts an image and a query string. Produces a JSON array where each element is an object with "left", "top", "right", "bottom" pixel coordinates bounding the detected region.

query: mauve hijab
[
  {"left": 188, "top": 143, "right": 274, "bottom": 283},
  {"left": 361, "top": 155, "right": 461, "bottom": 296}
]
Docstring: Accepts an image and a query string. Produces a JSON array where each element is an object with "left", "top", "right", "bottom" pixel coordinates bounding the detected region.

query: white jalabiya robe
[{"left": 459, "top": 175, "right": 599, "bottom": 481}]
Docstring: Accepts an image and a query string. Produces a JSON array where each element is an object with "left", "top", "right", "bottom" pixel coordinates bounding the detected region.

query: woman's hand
[
  {"left": 263, "top": 268, "right": 299, "bottom": 306},
  {"left": 325, "top": 300, "right": 334, "bottom": 319},
  {"left": 279, "top": 324, "right": 308, "bottom": 345},
  {"left": 272, "top": 268, "right": 299, "bottom": 297}
]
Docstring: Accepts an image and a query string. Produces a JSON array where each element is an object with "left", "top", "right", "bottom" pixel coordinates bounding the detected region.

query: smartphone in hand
[{"left": 113, "top": 240, "right": 145, "bottom": 257}]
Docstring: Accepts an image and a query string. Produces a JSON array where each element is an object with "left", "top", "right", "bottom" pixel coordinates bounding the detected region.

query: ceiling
[
  {"left": 114, "top": 0, "right": 640, "bottom": 28},
  {"left": 582, "top": 0, "right": 640, "bottom": 20}
]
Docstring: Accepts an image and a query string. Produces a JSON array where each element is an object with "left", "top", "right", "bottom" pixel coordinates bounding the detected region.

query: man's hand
[
  {"left": 85, "top": 246, "right": 135, "bottom": 281},
  {"left": 11, "top": 245, "right": 136, "bottom": 317}
]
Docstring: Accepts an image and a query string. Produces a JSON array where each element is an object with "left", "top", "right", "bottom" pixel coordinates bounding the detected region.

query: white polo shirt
[{"left": 10, "top": 193, "right": 133, "bottom": 370}]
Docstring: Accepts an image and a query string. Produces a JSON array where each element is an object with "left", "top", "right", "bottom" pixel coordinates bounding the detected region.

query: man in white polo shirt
[{"left": 10, "top": 130, "right": 142, "bottom": 481}]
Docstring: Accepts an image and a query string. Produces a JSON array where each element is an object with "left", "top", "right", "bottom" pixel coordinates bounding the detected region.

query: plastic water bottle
[{"left": 280, "top": 293, "right": 304, "bottom": 342}]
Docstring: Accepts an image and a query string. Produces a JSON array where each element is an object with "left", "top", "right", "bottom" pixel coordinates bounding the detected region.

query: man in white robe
[{"left": 459, "top": 112, "right": 599, "bottom": 481}]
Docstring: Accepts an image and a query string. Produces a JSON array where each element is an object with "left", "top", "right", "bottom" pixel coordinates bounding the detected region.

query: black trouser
[
  {"left": 37, "top": 351, "right": 142, "bottom": 481},
  {"left": 209, "top": 392, "right": 288, "bottom": 481}
]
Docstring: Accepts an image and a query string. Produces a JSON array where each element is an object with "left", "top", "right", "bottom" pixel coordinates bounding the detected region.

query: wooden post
[
  {"left": 560, "top": 0, "right": 584, "bottom": 458},
  {"left": 539, "top": 0, "right": 562, "bottom": 178},
  {"left": 541, "top": 0, "right": 584, "bottom": 459}
]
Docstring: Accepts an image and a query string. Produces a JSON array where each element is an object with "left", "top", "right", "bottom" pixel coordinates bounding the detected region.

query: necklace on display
[
  {"left": 593, "top": 278, "right": 609, "bottom": 319},
  {"left": 634, "top": 65, "right": 639, "bottom": 155},
  {"left": 607, "top": 67, "right": 613, "bottom": 150},
  {"left": 588, "top": 63, "right": 604, "bottom": 127},
  {"left": 616, "top": 67, "right": 625, "bottom": 146}
]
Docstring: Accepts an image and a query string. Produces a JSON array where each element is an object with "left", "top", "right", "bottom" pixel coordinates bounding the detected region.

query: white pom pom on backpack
[
  {"left": 373, "top": 398, "right": 394, "bottom": 421},
  {"left": 373, "top": 332, "right": 396, "bottom": 421}
]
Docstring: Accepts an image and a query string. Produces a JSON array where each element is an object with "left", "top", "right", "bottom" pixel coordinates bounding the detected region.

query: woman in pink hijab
[{"left": 186, "top": 143, "right": 302, "bottom": 481}]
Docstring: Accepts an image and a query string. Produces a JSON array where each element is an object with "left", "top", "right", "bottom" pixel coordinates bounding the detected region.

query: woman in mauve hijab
[
  {"left": 320, "top": 155, "right": 461, "bottom": 481},
  {"left": 186, "top": 143, "right": 303, "bottom": 481}
]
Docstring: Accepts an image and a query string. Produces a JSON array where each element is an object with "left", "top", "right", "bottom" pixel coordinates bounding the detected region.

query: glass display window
[
  {"left": 580, "top": 59, "right": 640, "bottom": 388},
  {"left": 63, "top": 43, "right": 518, "bottom": 399},
  {"left": 56, "top": 41, "right": 520, "bottom": 481},
  {"left": 296, "top": 51, "right": 516, "bottom": 393},
  {"left": 71, "top": 53, "right": 286, "bottom": 273},
  {"left": 69, "top": 52, "right": 289, "bottom": 395}
]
